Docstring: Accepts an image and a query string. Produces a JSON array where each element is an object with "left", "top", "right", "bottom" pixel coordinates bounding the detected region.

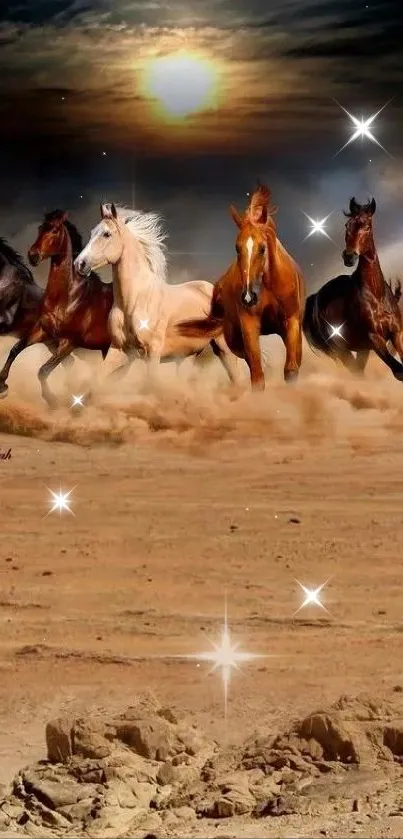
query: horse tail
[
  {"left": 177, "top": 315, "right": 223, "bottom": 340},
  {"left": 302, "top": 292, "right": 331, "bottom": 356}
]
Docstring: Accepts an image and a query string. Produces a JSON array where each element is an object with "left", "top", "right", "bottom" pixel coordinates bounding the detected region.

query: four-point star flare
[
  {"left": 176, "top": 598, "right": 267, "bottom": 720},
  {"left": 46, "top": 487, "right": 76, "bottom": 517},
  {"left": 71, "top": 394, "right": 85, "bottom": 408},
  {"left": 333, "top": 100, "right": 393, "bottom": 158},
  {"left": 303, "top": 212, "right": 333, "bottom": 242},
  {"left": 294, "top": 579, "right": 331, "bottom": 616}
]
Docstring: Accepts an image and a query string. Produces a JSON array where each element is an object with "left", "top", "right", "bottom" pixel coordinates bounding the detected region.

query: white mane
[{"left": 116, "top": 205, "right": 168, "bottom": 284}]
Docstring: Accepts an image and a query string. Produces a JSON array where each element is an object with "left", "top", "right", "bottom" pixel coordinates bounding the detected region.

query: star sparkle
[
  {"left": 138, "top": 318, "right": 149, "bottom": 330},
  {"left": 302, "top": 212, "right": 333, "bottom": 242},
  {"left": 71, "top": 394, "right": 85, "bottom": 408},
  {"left": 176, "top": 599, "right": 267, "bottom": 720},
  {"left": 294, "top": 579, "right": 331, "bottom": 616},
  {"left": 324, "top": 320, "right": 346, "bottom": 341},
  {"left": 45, "top": 487, "right": 76, "bottom": 517},
  {"left": 333, "top": 100, "right": 393, "bottom": 158}
]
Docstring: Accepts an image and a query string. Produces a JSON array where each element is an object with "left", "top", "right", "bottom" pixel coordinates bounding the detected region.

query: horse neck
[
  {"left": 356, "top": 232, "right": 384, "bottom": 296},
  {"left": 45, "top": 231, "right": 74, "bottom": 305},
  {"left": 112, "top": 231, "right": 163, "bottom": 310}
]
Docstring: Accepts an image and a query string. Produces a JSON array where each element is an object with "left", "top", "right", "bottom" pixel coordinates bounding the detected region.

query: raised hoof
[
  {"left": 0, "top": 382, "right": 9, "bottom": 398},
  {"left": 393, "top": 370, "right": 403, "bottom": 382},
  {"left": 284, "top": 370, "right": 299, "bottom": 384}
]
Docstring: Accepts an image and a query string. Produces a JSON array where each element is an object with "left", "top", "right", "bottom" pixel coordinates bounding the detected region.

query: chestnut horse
[
  {"left": 303, "top": 197, "right": 403, "bottom": 380},
  {"left": 177, "top": 183, "right": 305, "bottom": 389},
  {"left": 0, "top": 235, "right": 82, "bottom": 391},
  {"left": 0, "top": 210, "right": 113, "bottom": 407}
]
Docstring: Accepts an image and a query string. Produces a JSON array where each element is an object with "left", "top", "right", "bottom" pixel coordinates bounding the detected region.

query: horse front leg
[
  {"left": 210, "top": 336, "right": 242, "bottom": 387},
  {"left": 283, "top": 314, "right": 302, "bottom": 383},
  {"left": 37, "top": 338, "right": 76, "bottom": 409},
  {"left": 239, "top": 313, "right": 264, "bottom": 391},
  {"left": 0, "top": 337, "right": 28, "bottom": 396},
  {"left": 0, "top": 322, "right": 50, "bottom": 397}
]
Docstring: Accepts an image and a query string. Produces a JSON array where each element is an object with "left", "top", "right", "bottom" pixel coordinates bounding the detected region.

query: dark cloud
[{"left": 0, "top": 0, "right": 402, "bottom": 289}]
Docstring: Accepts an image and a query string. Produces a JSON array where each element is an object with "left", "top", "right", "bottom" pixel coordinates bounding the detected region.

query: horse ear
[
  {"left": 110, "top": 202, "right": 118, "bottom": 219},
  {"left": 369, "top": 198, "right": 376, "bottom": 215},
  {"left": 349, "top": 197, "right": 360, "bottom": 215},
  {"left": 230, "top": 205, "right": 243, "bottom": 229},
  {"left": 100, "top": 203, "right": 108, "bottom": 218},
  {"left": 61, "top": 211, "right": 68, "bottom": 223}
]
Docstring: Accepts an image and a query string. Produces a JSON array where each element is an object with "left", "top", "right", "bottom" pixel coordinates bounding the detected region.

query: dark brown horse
[
  {"left": 303, "top": 197, "right": 403, "bottom": 380},
  {"left": 0, "top": 235, "right": 78, "bottom": 381},
  {"left": 0, "top": 210, "right": 113, "bottom": 407},
  {"left": 176, "top": 183, "right": 305, "bottom": 389}
]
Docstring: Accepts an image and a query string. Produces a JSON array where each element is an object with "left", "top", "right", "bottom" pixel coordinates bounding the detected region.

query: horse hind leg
[
  {"left": 283, "top": 315, "right": 302, "bottom": 383},
  {"left": 368, "top": 332, "right": 403, "bottom": 381},
  {"left": 355, "top": 349, "right": 370, "bottom": 377}
]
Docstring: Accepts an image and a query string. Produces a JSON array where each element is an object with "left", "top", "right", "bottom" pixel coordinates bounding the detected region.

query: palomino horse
[
  {"left": 74, "top": 203, "right": 240, "bottom": 387},
  {"left": 0, "top": 210, "right": 113, "bottom": 406},
  {"left": 176, "top": 183, "right": 305, "bottom": 390},
  {"left": 303, "top": 197, "right": 403, "bottom": 380},
  {"left": 0, "top": 235, "right": 76, "bottom": 387}
]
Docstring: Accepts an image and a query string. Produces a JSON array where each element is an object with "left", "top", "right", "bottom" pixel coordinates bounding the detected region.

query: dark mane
[
  {"left": 0, "top": 236, "right": 34, "bottom": 282},
  {"left": 44, "top": 210, "right": 84, "bottom": 259}
]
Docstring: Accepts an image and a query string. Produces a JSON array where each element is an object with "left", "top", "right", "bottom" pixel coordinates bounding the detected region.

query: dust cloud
[{"left": 1, "top": 336, "right": 403, "bottom": 454}]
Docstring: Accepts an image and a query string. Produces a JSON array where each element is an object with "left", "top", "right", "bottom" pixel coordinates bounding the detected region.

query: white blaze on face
[{"left": 244, "top": 236, "right": 254, "bottom": 303}]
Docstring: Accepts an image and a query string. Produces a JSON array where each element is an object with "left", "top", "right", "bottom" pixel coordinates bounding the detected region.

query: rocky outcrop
[{"left": 1, "top": 692, "right": 403, "bottom": 837}]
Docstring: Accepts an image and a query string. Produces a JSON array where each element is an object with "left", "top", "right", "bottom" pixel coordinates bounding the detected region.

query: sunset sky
[{"left": 0, "top": 0, "right": 402, "bottom": 285}]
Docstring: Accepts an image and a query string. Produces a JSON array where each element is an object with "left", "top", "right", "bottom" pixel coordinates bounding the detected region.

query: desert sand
[{"left": 1, "top": 338, "right": 403, "bottom": 836}]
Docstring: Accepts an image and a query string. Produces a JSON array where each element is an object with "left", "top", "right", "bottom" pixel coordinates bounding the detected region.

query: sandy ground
[{"left": 2, "top": 338, "right": 403, "bottom": 835}]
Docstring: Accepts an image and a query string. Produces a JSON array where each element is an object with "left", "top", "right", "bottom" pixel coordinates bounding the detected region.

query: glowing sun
[{"left": 142, "top": 52, "right": 219, "bottom": 119}]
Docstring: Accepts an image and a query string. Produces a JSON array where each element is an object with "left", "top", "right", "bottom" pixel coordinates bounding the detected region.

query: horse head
[
  {"left": 342, "top": 196, "right": 376, "bottom": 267},
  {"left": 28, "top": 210, "right": 69, "bottom": 266},
  {"left": 229, "top": 182, "right": 276, "bottom": 308}
]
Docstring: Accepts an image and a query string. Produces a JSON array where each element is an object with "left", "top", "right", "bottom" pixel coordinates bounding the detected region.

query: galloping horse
[
  {"left": 303, "top": 197, "right": 403, "bottom": 380},
  {"left": 176, "top": 183, "right": 305, "bottom": 390},
  {"left": 0, "top": 210, "right": 113, "bottom": 407},
  {"left": 74, "top": 203, "right": 240, "bottom": 387},
  {"left": 0, "top": 235, "right": 77, "bottom": 386}
]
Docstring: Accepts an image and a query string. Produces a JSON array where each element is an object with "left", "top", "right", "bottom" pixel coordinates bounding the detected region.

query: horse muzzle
[
  {"left": 74, "top": 256, "right": 91, "bottom": 277},
  {"left": 342, "top": 249, "right": 358, "bottom": 268},
  {"left": 241, "top": 281, "right": 261, "bottom": 309},
  {"left": 28, "top": 250, "right": 41, "bottom": 267}
]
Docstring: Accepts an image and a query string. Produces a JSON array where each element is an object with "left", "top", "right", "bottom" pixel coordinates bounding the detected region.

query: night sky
[{"left": 0, "top": 0, "right": 402, "bottom": 288}]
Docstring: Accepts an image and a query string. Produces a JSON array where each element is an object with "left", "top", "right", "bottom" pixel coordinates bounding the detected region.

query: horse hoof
[
  {"left": 0, "top": 383, "right": 8, "bottom": 398},
  {"left": 393, "top": 371, "right": 403, "bottom": 382},
  {"left": 284, "top": 370, "right": 299, "bottom": 384}
]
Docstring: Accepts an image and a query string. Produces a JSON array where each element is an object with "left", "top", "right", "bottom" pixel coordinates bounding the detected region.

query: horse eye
[
  {"left": 259, "top": 245, "right": 265, "bottom": 255},
  {"left": 103, "top": 231, "right": 111, "bottom": 238}
]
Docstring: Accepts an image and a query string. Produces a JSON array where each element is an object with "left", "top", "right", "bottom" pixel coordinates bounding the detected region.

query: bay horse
[
  {"left": 0, "top": 210, "right": 113, "bottom": 407},
  {"left": 0, "top": 235, "right": 76, "bottom": 383},
  {"left": 303, "top": 197, "right": 403, "bottom": 380},
  {"left": 73, "top": 203, "right": 240, "bottom": 388},
  {"left": 176, "top": 183, "right": 305, "bottom": 390}
]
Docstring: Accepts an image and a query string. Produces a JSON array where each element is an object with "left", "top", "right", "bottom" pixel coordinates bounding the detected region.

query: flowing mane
[
  {"left": 0, "top": 236, "right": 34, "bottom": 283},
  {"left": 116, "top": 205, "right": 168, "bottom": 284}
]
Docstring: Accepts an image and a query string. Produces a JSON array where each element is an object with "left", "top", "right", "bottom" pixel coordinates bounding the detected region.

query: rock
[
  {"left": 212, "top": 798, "right": 235, "bottom": 818},
  {"left": 116, "top": 716, "right": 174, "bottom": 760},
  {"left": 46, "top": 718, "right": 73, "bottom": 764},
  {"left": 384, "top": 725, "right": 403, "bottom": 756},
  {"left": 295, "top": 712, "right": 358, "bottom": 763},
  {"left": 156, "top": 762, "right": 175, "bottom": 786},
  {"left": 22, "top": 769, "right": 84, "bottom": 809},
  {"left": 72, "top": 720, "right": 111, "bottom": 760}
]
